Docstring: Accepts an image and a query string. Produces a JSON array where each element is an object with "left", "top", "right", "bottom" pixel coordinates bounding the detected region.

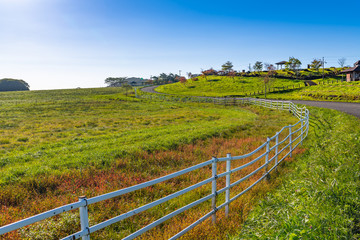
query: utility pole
[
  {"left": 322, "top": 57, "right": 327, "bottom": 82},
  {"left": 179, "top": 70, "right": 182, "bottom": 76}
]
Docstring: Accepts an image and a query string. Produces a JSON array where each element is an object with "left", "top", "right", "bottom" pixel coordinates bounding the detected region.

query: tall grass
[
  {"left": 231, "top": 107, "right": 360, "bottom": 239},
  {"left": 0, "top": 87, "right": 300, "bottom": 239}
]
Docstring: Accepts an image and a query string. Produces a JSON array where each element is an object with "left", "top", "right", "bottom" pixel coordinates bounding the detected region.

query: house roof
[
  {"left": 275, "top": 61, "right": 287, "bottom": 65},
  {"left": 341, "top": 65, "right": 360, "bottom": 73}
]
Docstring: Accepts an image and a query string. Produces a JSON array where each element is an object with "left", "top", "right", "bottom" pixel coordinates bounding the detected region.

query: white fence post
[
  {"left": 265, "top": 137, "right": 270, "bottom": 178},
  {"left": 79, "top": 196, "right": 90, "bottom": 240},
  {"left": 225, "top": 153, "right": 231, "bottom": 218},
  {"left": 275, "top": 133, "right": 279, "bottom": 171},
  {"left": 289, "top": 127, "right": 293, "bottom": 158},
  {"left": 212, "top": 157, "right": 218, "bottom": 224}
]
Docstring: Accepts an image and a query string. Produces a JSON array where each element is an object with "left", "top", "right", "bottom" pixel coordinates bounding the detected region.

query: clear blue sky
[{"left": 1, "top": 0, "right": 359, "bottom": 90}]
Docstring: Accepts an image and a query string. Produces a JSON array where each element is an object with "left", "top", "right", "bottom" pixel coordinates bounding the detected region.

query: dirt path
[{"left": 141, "top": 86, "right": 360, "bottom": 119}]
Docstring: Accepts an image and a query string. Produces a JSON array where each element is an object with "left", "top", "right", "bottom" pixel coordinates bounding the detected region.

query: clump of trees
[
  {"left": 105, "top": 77, "right": 127, "bottom": 87},
  {"left": 0, "top": 78, "right": 30, "bottom": 91},
  {"left": 151, "top": 73, "right": 181, "bottom": 85}
]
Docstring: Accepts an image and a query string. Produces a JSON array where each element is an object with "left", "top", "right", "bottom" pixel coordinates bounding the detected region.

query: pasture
[{"left": 0, "top": 87, "right": 300, "bottom": 239}]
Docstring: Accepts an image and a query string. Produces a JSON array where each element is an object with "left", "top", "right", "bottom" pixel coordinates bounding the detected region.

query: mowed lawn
[{"left": 0, "top": 87, "right": 302, "bottom": 239}]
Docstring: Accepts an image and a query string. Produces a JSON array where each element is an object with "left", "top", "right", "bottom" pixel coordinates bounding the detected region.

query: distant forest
[{"left": 0, "top": 78, "right": 30, "bottom": 91}]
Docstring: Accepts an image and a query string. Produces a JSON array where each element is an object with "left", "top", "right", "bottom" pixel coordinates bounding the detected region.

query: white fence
[{"left": 0, "top": 98, "right": 309, "bottom": 240}]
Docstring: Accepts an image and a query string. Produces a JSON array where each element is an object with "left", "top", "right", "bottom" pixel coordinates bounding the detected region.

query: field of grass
[
  {"left": 156, "top": 75, "right": 360, "bottom": 102},
  {"left": 231, "top": 107, "right": 360, "bottom": 239},
  {"left": 0, "top": 87, "right": 301, "bottom": 239},
  {"left": 156, "top": 76, "right": 303, "bottom": 97},
  {"left": 264, "top": 79, "right": 360, "bottom": 102}
]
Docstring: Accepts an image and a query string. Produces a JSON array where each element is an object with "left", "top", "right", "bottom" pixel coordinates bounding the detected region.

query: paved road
[
  {"left": 292, "top": 100, "right": 360, "bottom": 118},
  {"left": 141, "top": 86, "right": 360, "bottom": 119}
]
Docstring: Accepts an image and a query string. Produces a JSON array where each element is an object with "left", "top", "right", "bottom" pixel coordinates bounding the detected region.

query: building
[
  {"left": 275, "top": 61, "right": 287, "bottom": 70},
  {"left": 341, "top": 61, "right": 360, "bottom": 82},
  {"left": 125, "top": 77, "right": 148, "bottom": 86}
]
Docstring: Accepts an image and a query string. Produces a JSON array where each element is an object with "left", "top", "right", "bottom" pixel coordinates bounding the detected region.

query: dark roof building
[
  {"left": 341, "top": 60, "right": 360, "bottom": 82},
  {"left": 275, "top": 61, "right": 287, "bottom": 70}
]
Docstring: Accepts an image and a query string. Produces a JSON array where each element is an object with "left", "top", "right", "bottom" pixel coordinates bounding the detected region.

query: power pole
[
  {"left": 179, "top": 70, "right": 181, "bottom": 76},
  {"left": 322, "top": 57, "right": 327, "bottom": 82}
]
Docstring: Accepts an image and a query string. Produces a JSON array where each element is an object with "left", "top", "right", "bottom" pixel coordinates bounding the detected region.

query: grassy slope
[
  {"left": 0, "top": 87, "right": 300, "bottom": 240},
  {"left": 157, "top": 75, "right": 360, "bottom": 102},
  {"left": 156, "top": 76, "right": 303, "bottom": 97},
  {"left": 264, "top": 80, "right": 360, "bottom": 102},
  {"left": 0, "top": 88, "right": 257, "bottom": 185},
  {"left": 231, "top": 107, "right": 360, "bottom": 239}
]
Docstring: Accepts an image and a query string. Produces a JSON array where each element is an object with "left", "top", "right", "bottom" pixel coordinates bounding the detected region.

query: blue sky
[{"left": 1, "top": 0, "right": 359, "bottom": 90}]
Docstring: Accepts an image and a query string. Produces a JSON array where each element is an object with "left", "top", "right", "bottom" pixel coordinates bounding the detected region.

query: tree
[
  {"left": 221, "top": 61, "right": 233, "bottom": 73},
  {"left": 0, "top": 78, "right": 30, "bottom": 91},
  {"left": 338, "top": 58, "right": 346, "bottom": 68},
  {"left": 253, "top": 61, "right": 263, "bottom": 72},
  {"left": 122, "top": 83, "right": 133, "bottom": 96},
  {"left": 187, "top": 72, "right": 192, "bottom": 79},
  {"left": 105, "top": 77, "right": 127, "bottom": 87},
  {"left": 309, "top": 59, "right": 322, "bottom": 72},
  {"left": 179, "top": 77, "right": 187, "bottom": 86},
  {"left": 285, "top": 57, "right": 302, "bottom": 72},
  {"left": 264, "top": 63, "right": 271, "bottom": 71},
  {"left": 228, "top": 70, "right": 236, "bottom": 81}
]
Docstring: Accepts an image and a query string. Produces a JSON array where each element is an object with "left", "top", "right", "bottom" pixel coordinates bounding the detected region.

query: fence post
[
  {"left": 289, "top": 127, "right": 293, "bottom": 158},
  {"left": 225, "top": 153, "right": 231, "bottom": 218},
  {"left": 301, "top": 108, "right": 304, "bottom": 145},
  {"left": 265, "top": 137, "right": 270, "bottom": 179},
  {"left": 212, "top": 157, "right": 218, "bottom": 224},
  {"left": 274, "top": 132, "right": 279, "bottom": 171},
  {"left": 79, "top": 196, "right": 90, "bottom": 240}
]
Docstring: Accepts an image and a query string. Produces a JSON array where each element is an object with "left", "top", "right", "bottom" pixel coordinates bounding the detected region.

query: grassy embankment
[
  {"left": 0, "top": 87, "right": 301, "bottom": 239},
  {"left": 263, "top": 79, "right": 360, "bottom": 102},
  {"left": 156, "top": 76, "right": 303, "bottom": 97},
  {"left": 231, "top": 107, "right": 360, "bottom": 239},
  {"left": 157, "top": 76, "right": 360, "bottom": 102}
]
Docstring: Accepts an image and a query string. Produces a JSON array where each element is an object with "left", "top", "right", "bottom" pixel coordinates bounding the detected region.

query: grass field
[
  {"left": 264, "top": 79, "right": 360, "bottom": 102},
  {"left": 231, "top": 107, "right": 360, "bottom": 239},
  {"left": 156, "top": 76, "right": 303, "bottom": 97},
  {"left": 0, "top": 87, "right": 301, "bottom": 239},
  {"left": 156, "top": 75, "right": 360, "bottom": 102}
]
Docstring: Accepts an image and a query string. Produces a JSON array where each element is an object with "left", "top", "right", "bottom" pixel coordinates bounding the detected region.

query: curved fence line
[{"left": 0, "top": 98, "right": 309, "bottom": 240}]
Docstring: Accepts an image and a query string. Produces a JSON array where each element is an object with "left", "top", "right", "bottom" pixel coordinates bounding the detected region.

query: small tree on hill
[
  {"left": 105, "top": 77, "right": 127, "bottom": 87},
  {"left": 0, "top": 78, "right": 30, "bottom": 91},
  {"left": 310, "top": 59, "right": 322, "bottom": 72},
  {"left": 285, "top": 57, "right": 302, "bottom": 72},
  {"left": 253, "top": 61, "right": 263, "bottom": 73},
  {"left": 122, "top": 83, "right": 133, "bottom": 96},
  {"left": 338, "top": 58, "right": 346, "bottom": 68},
  {"left": 221, "top": 61, "right": 233, "bottom": 73},
  {"left": 179, "top": 77, "right": 187, "bottom": 86},
  {"left": 228, "top": 70, "right": 236, "bottom": 81}
]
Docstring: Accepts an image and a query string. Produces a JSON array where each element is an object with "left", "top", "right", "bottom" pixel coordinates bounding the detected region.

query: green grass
[
  {"left": 264, "top": 79, "right": 360, "bottom": 102},
  {"left": 231, "top": 107, "right": 360, "bottom": 239},
  {"left": 156, "top": 76, "right": 303, "bottom": 97},
  {"left": 156, "top": 75, "right": 360, "bottom": 102},
  {"left": 0, "top": 87, "right": 260, "bottom": 186},
  {"left": 0, "top": 87, "right": 301, "bottom": 239}
]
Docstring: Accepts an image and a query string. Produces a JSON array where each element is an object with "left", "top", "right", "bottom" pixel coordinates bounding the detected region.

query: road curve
[
  {"left": 141, "top": 86, "right": 360, "bottom": 119},
  {"left": 292, "top": 100, "right": 360, "bottom": 119}
]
